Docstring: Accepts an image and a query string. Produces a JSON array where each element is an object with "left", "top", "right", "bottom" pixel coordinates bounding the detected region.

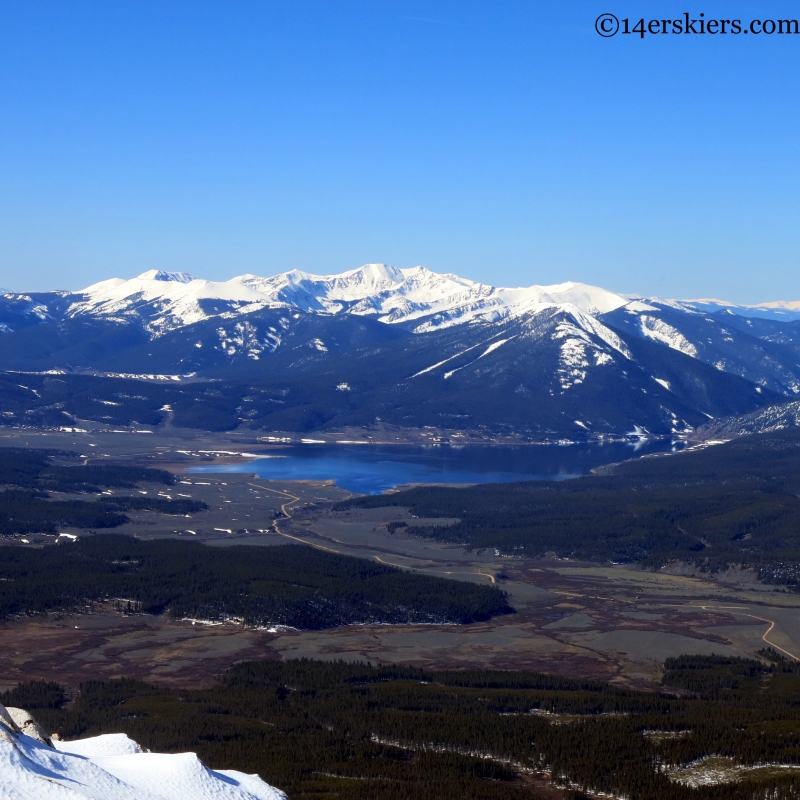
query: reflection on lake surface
[{"left": 188, "top": 439, "right": 685, "bottom": 495}]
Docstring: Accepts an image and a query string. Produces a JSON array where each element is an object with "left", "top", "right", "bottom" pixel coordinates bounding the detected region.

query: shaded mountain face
[
  {"left": 246, "top": 309, "right": 773, "bottom": 438},
  {"left": 693, "top": 399, "right": 800, "bottom": 441},
  {"left": 0, "top": 265, "right": 797, "bottom": 437},
  {"left": 602, "top": 303, "right": 800, "bottom": 395},
  {"left": 0, "top": 293, "right": 55, "bottom": 333},
  {"left": 0, "top": 307, "right": 778, "bottom": 438},
  {"left": 0, "top": 309, "right": 408, "bottom": 375}
]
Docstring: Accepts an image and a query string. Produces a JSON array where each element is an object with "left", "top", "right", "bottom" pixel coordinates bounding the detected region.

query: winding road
[
  {"left": 696, "top": 604, "right": 800, "bottom": 662},
  {"left": 247, "top": 481, "right": 498, "bottom": 583}
]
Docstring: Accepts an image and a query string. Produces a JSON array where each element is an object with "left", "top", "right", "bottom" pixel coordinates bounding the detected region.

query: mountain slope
[
  {"left": 236, "top": 308, "right": 775, "bottom": 437},
  {"left": 1, "top": 265, "right": 799, "bottom": 437},
  {"left": 0, "top": 305, "right": 773, "bottom": 438},
  {"left": 602, "top": 302, "right": 800, "bottom": 394},
  {"left": 692, "top": 399, "right": 800, "bottom": 441}
]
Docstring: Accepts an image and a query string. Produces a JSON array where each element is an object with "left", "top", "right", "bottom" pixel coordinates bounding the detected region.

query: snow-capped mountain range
[
  {"left": 2, "top": 264, "right": 800, "bottom": 438},
  {"left": 34, "top": 264, "right": 634, "bottom": 335},
  {"left": 12, "top": 263, "right": 800, "bottom": 336}
]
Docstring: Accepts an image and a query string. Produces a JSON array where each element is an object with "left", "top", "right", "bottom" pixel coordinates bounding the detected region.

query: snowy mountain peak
[
  {"left": 341, "top": 262, "right": 406, "bottom": 286},
  {"left": 136, "top": 270, "right": 196, "bottom": 283},
  {"left": 59, "top": 265, "right": 637, "bottom": 336},
  {"left": 679, "top": 297, "right": 800, "bottom": 320}
]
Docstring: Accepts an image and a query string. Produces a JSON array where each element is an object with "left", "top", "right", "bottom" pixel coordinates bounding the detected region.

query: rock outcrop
[{"left": 5, "top": 706, "right": 54, "bottom": 746}]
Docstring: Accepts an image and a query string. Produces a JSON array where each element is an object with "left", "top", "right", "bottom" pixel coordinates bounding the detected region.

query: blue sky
[{"left": 0, "top": 1, "right": 798, "bottom": 301}]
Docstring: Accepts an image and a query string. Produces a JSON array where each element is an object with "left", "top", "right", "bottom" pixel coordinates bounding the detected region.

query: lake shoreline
[{"left": 188, "top": 440, "right": 686, "bottom": 495}]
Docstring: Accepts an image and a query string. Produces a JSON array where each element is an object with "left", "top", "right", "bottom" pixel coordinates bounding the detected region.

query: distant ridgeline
[
  {"left": 0, "top": 448, "right": 206, "bottom": 536},
  {"left": 340, "top": 430, "right": 800, "bottom": 588},
  {"left": 0, "top": 535, "right": 511, "bottom": 628},
  {"left": 14, "top": 652, "right": 800, "bottom": 800}
]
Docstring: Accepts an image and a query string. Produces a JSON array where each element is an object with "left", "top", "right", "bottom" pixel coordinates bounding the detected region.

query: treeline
[
  {"left": 339, "top": 431, "right": 800, "bottom": 585},
  {"left": 0, "top": 447, "right": 203, "bottom": 536},
  {"left": 0, "top": 447, "right": 174, "bottom": 491},
  {"left": 0, "top": 372, "right": 294, "bottom": 433},
  {"left": 662, "top": 651, "right": 800, "bottom": 699},
  {"left": 0, "top": 534, "right": 511, "bottom": 627},
  {"left": 18, "top": 653, "right": 800, "bottom": 800}
]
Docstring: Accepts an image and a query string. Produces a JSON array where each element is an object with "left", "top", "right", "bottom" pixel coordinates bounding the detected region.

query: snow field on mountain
[{"left": 67, "top": 264, "right": 634, "bottom": 335}]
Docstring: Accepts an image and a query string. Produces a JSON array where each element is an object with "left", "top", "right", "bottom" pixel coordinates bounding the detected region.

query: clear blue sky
[{"left": 0, "top": 1, "right": 798, "bottom": 301}]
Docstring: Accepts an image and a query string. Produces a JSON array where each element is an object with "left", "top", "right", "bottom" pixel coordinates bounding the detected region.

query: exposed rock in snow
[
  {"left": 638, "top": 315, "right": 698, "bottom": 357},
  {"left": 0, "top": 702, "right": 285, "bottom": 800},
  {"left": 5, "top": 708, "right": 53, "bottom": 747},
  {"left": 136, "top": 270, "right": 196, "bottom": 284}
]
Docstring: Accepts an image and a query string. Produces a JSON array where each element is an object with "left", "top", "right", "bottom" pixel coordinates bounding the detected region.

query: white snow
[
  {"left": 477, "top": 338, "right": 512, "bottom": 358},
  {"left": 683, "top": 297, "right": 800, "bottom": 320},
  {"left": 0, "top": 717, "right": 286, "bottom": 800},
  {"left": 414, "top": 334, "right": 517, "bottom": 380},
  {"left": 56, "top": 734, "right": 144, "bottom": 758},
  {"left": 665, "top": 756, "right": 800, "bottom": 787},
  {"left": 412, "top": 343, "right": 485, "bottom": 377},
  {"left": 556, "top": 334, "right": 591, "bottom": 390},
  {"left": 65, "top": 265, "right": 631, "bottom": 336},
  {"left": 639, "top": 316, "right": 698, "bottom": 357},
  {"left": 549, "top": 308, "right": 627, "bottom": 391}
]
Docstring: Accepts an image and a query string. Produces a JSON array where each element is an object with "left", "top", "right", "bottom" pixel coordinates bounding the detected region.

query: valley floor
[{"left": 2, "top": 428, "right": 800, "bottom": 693}]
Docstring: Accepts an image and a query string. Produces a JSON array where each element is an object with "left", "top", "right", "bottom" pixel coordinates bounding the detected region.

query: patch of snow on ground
[
  {"left": 556, "top": 333, "right": 590, "bottom": 390},
  {"left": 666, "top": 756, "right": 800, "bottom": 787},
  {"left": 639, "top": 316, "right": 698, "bottom": 357},
  {"left": 477, "top": 338, "right": 512, "bottom": 359},
  {"left": 215, "top": 321, "right": 281, "bottom": 360},
  {"left": 553, "top": 316, "right": 621, "bottom": 390},
  {"left": 412, "top": 343, "right": 484, "bottom": 377}
]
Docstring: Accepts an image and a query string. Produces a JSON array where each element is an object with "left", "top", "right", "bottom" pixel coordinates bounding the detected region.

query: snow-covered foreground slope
[{"left": 0, "top": 705, "right": 285, "bottom": 800}]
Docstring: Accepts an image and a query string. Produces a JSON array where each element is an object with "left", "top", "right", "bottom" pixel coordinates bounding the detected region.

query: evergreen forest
[
  {"left": 8, "top": 653, "right": 800, "bottom": 800},
  {"left": 0, "top": 535, "right": 511, "bottom": 628},
  {"left": 341, "top": 430, "right": 800, "bottom": 588}
]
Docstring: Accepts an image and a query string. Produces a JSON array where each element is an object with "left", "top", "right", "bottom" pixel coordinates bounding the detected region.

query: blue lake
[{"left": 189, "top": 439, "right": 685, "bottom": 495}]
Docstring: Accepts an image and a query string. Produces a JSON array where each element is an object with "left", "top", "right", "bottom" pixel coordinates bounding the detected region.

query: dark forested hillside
[
  {"left": 0, "top": 535, "right": 511, "bottom": 627},
  {"left": 0, "top": 304, "right": 781, "bottom": 438},
  {"left": 339, "top": 430, "right": 800, "bottom": 586},
  {"left": 0, "top": 447, "right": 174, "bottom": 490},
  {"left": 18, "top": 653, "right": 800, "bottom": 800}
]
